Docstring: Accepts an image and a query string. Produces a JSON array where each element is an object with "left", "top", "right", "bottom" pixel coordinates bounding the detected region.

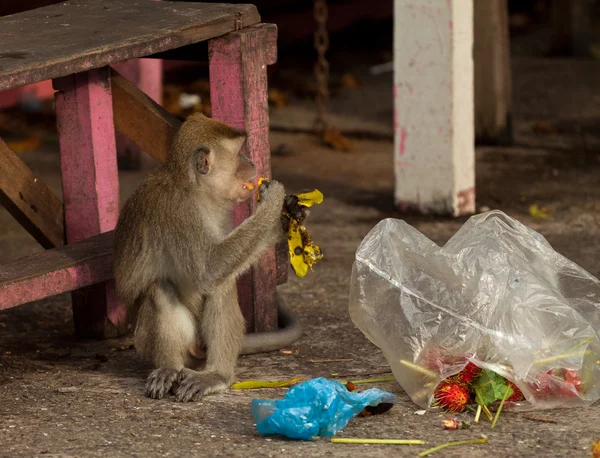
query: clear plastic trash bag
[
  {"left": 349, "top": 210, "right": 600, "bottom": 410},
  {"left": 250, "top": 377, "right": 396, "bottom": 440}
]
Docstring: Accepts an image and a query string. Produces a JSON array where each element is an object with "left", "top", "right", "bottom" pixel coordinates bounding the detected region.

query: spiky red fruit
[
  {"left": 433, "top": 380, "right": 470, "bottom": 412},
  {"left": 506, "top": 382, "right": 525, "bottom": 403},
  {"left": 456, "top": 362, "right": 481, "bottom": 384}
]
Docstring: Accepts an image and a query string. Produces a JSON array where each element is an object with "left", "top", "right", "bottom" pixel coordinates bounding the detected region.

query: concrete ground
[{"left": 3, "top": 23, "right": 600, "bottom": 458}]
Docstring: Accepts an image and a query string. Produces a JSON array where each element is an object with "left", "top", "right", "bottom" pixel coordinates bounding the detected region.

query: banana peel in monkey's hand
[{"left": 258, "top": 178, "right": 323, "bottom": 278}]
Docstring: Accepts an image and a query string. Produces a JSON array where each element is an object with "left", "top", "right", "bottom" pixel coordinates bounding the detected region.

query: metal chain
[{"left": 313, "top": 0, "right": 330, "bottom": 132}]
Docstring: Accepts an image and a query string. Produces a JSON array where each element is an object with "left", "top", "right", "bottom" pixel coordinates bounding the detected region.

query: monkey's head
[{"left": 168, "top": 113, "right": 256, "bottom": 202}]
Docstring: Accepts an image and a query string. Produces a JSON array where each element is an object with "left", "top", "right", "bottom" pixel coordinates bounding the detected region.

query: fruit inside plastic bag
[{"left": 349, "top": 210, "right": 600, "bottom": 411}]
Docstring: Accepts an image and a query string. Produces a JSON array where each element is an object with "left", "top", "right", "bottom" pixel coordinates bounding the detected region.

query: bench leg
[
  {"left": 53, "top": 67, "right": 127, "bottom": 339},
  {"left": 209, "top": 24, "right": 278, "bottom": 333}
]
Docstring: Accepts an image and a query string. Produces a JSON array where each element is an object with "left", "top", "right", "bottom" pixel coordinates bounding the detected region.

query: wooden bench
[{"left": 0, "top": 0, "right": 287, "bottom": 338}]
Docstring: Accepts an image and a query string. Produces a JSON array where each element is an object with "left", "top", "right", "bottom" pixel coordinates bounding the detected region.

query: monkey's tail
[{"left": 240, "top": 293, "right": 302, "bottom": 355}]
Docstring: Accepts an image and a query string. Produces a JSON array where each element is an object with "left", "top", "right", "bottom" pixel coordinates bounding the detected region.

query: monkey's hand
[{"left": 257, "top": 179, "right": 287, "bottom": 236}]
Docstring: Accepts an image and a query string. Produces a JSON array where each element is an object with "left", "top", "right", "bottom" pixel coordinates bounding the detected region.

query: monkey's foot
[
  {"left": 146, "top": 368, "right": 180, "bottom": 399},
  {"left": 174, "top": 368, "right": 229, "bottom": 402}
]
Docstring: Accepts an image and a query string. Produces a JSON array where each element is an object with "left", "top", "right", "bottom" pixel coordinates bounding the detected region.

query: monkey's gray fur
[{"left": 114, "top": 113, "right": 286, "bottom": 402}]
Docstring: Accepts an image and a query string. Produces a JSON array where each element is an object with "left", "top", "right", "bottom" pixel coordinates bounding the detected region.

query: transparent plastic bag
[
  {"left": 349, "top": 210, "right": 600, "bottom": 411},
  {"left": 250, "top": 378, "right": 396, "bottom": 440}
]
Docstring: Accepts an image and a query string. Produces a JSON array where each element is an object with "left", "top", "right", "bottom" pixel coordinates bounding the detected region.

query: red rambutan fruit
[
  {"left": 456, "top": 362, "right": 481, "bottom": 384},
  {"left": 433, "top": 380, "right": 471, "bottom": 412},
  {"left": 506, "top": 382, "right": 525, "bottom": 403}
]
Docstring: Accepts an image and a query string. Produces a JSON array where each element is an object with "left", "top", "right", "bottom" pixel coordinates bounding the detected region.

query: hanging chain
[{"left": 313, "top": 0, "right": 330, "bottom": 133}]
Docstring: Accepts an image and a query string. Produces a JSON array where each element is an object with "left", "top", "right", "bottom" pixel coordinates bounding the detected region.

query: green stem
[
  {"left": 331, "top": 438, "right": 424, "bottom": 445},
  {"left": 491, "top": 385, "right": 511, "bottom": 429},
  {"left": 348, "top": 376, "right": 396, "bottom": 385},
  {"left": 398, "top": 360, "right": 438, "bottom": 379},
  {"left": 533, "top": 350, "right": 588, "bottom": 366},
  {"left": 418, "top": 435, "right": 489, "bottom": 457},
  {"left": 474, "top": 404, "right": 482, "bottom": 423}
]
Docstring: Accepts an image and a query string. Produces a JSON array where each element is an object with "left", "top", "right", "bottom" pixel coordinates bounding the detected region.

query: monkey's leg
[
  {"left": 175, "top": 281, "right": 244, "bottom": 402},
  {"left": 135, "top": 282, "right": 196, "bottom": 399}
]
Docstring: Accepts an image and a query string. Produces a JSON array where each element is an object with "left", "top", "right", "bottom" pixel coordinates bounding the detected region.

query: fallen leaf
[
  {"left": 532, "top": 122, "right": 556, "bottom": 134},
  {"left": 231, "top": 376, "right": 302, "bottom": 390},
  {"left": 592, "top": 440, "right": 600, "bottom": 458},
  {"left": 268, "top": 88, "right": 288, "bottom": 108},
  {"left": 321, "top": 128, "right": 354, "bottom": 152},
  {"left": 529, "top": 204, "right": 551, "bottom": 220},
  {"left": 7, "top": 136, "right": 41, "bottom": 153},
  {"left": 340, "top": 73, "right": 364, "bottom": 89}
]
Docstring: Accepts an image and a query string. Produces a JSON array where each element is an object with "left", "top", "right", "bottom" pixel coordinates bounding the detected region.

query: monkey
[{"left": 114, "top": 112, "right": 288, "bottom": 402}]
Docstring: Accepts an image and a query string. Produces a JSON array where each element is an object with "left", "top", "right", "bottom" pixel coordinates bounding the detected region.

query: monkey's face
[
  {"left": 171, "top": 114, "right": 256, "bottom": 202},
  {"left": 200, "top": 137, "right": 256, "bottom": 203}
]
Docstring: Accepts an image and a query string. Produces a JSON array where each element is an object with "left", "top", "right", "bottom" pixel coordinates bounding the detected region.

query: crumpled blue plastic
[{"left": 250, "top": 377, "right": 396, "bottom": 441}]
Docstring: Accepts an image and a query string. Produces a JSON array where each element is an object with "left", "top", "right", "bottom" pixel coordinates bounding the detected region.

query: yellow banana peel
[{"left": 256, "top": 178, "right": 323, "bottom": 277}]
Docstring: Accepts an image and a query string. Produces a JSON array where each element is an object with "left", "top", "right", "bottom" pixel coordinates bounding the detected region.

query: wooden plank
[
  {"left": 0, "top": 137, "right": 64, "bottom": 249},
  {"left": 0, "top": 1, "right": 260, "bottom": 91},
  {"left": 111, "top": 67, "right": 179, "bottom": 164},
  {"left": 0, "top": 231, "right": 114, "bottom": 311},
  {"left": 474, "top": 0, "right": 512, "bottom": 145},
  {"left": 209, "top": 24, "right": 279, "bottom": 333},
  {"left": 393, "top": 0, "right": 475, "bottom": 216},
  {"left": 53, "top": 67, "right": 125, "bottom": 339},
  {"left": 113, "top": 58, "right": 163, "bottom": 170}
]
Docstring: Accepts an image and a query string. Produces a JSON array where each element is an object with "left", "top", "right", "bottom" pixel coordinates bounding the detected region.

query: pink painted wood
[
  {"left": 0, "top": 231, "right": 114, "bottom": 311},
  {"left": 53, "top": 67, "right": 126, "bottom": 339},
  {"left": 113, "top": 58, "right": 163, "bottom": 170},
  {"left": 209, "top": 24, "right": 279, "bottom": 333}
]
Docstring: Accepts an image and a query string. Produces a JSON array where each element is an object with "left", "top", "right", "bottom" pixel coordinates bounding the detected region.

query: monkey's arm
[{"left": 204, "top": 184, "right": 285, "bottom": 287}]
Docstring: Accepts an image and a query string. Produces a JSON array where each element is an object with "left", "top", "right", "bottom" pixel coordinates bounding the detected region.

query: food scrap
[
  {"left": 257, "top": 178, "right": 324, "bottom": 278},
  {"left": 442, "top": 417, "right": 470, "bottom": 430}
]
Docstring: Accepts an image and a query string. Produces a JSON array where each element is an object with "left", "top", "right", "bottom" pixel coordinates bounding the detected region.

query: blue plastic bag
[{"left": 250, "top": 377, "right": 396, "bottom": 441}]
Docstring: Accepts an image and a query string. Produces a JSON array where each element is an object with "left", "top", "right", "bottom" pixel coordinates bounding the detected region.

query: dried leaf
[
  {"left": 321, "top": 128, "right": 354, "bottom": 152},
  {"left": 532, "top": 122, "right": 556, "bottom": 134},
  {"left": 340, "top": 73, "right": 364, "bottom": 89},
  {"left": 7, "top": 136, "right": 41, "bottom": 153},
  {"left": 231, "top": 376, "right": 302, "bottom": 390},
  {"left": 592, "top": 440, "right": 600, "bottom": 458},
  {"left": 529, "top": 204, "right": 551, "bottom": 220},
  {"left": 268, "top": 88, "right": 288, "bottom": 108}
]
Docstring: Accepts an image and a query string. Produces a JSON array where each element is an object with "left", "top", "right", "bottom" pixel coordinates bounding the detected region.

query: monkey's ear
[{"left": 195, "top": 145, "right": 212, "bottom": 175}]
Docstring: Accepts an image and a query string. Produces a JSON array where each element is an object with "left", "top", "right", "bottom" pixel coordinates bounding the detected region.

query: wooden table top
[{"left": 0, "top": 0, "right": 260, "bottom": 91}]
